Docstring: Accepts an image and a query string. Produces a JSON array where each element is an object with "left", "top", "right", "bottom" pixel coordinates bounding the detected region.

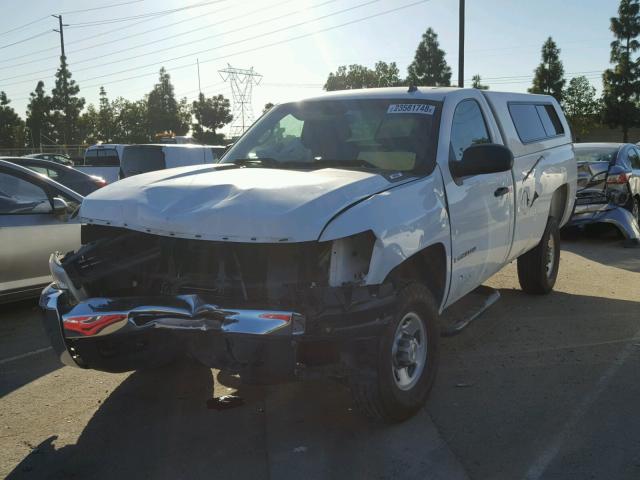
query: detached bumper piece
[{"left": 40, "top": 283, "right": 397, "bottom": 383}]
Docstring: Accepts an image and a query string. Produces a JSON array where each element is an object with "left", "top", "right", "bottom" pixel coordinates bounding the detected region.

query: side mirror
[
  {"left": 52, "top": 197, "right": 69, "bottom": 215},
  {"left": 451, "top": 144, "right": 514, "bottom": 178}
]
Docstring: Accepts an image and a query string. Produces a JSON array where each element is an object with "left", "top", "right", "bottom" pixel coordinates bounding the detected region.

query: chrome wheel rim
[
  {"left": 545, "top": 235, "right": 556, "bottom": 278},
  {"left": 391, "top": 312, "right": 427, "bottom": 391}
]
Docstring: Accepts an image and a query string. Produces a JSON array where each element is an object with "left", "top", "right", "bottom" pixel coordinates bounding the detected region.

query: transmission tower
[{"left": 219, "top": 64, "right": 262, "bottom": 138}]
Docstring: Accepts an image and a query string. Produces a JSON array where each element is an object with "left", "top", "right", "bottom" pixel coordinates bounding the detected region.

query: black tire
[
  {"left": 630, "top": 196, "right": 640, "bottom": 225},
  {"left": 517, "top": 217, "right": 560, "bottom": 294},
  {"left": 350, "top": 283, "right": 439, "bottom": 422}
]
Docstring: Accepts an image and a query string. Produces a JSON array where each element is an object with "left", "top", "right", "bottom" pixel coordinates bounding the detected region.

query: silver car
[{"left": 0, "top": 159, "right": 82, "bottom": 303}]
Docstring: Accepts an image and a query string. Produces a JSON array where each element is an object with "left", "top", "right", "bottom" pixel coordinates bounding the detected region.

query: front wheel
[
  {"left": 350, "top": 283, "right": 439, "bottom": 422},
  {"left": 517, "top": 217, "right": 560, "bottom": 294}
]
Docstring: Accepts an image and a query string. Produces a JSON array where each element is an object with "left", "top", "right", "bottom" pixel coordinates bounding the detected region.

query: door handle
[{"left": 494, "top": 186, "right": 510, "bottom": 197}]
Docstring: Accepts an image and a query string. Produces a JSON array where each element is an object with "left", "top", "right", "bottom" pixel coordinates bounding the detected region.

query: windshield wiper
[
  {"left": 228, "top": 157, "right": 279, "bottom": 167},
  {"left": 311, "top": 158, "right": 380, "bottom": 170}
]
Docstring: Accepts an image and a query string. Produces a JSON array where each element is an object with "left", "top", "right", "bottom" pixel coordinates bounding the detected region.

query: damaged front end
[{"left": 41, "top": 225, "right": 396, "bottom": 383}]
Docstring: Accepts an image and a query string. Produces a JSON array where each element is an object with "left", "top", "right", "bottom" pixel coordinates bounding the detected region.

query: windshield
[
  {"left": 574, "top": 146, "right": 619, "bottom": 163},
  {"left": 223, "top": 99, "right": 439, "bottom": 173}
]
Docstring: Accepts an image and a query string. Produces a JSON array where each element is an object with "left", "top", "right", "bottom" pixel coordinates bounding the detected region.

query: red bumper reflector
[
  {"left": 258, "top": 313, "right": 292, "bottom": 322},
  {"left": 64, "top": 314, "right": 127, "bottom": 336}
]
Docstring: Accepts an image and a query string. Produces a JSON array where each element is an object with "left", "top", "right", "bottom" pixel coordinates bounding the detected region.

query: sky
[{"left": 0, "top": 0, "right": 621, "bottom": 136}]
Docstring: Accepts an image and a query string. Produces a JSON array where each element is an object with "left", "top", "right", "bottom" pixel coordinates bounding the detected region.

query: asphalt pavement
[{"left": 1, "top": 232, "right": 638, "bottom": 479}]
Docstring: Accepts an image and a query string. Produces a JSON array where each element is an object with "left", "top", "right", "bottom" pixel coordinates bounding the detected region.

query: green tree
[
  {"left": 529, "top": 37, "right": 565, "bottom": 102},
  {"left": 471, "top": 74, "right": 489, "bottom": 90},
  {"left": 77, "top": 104, "right": 100, "bottom": 145},
  {"left": 563, "top": 76, "right": 600, "bottom": 139},
  {"left": 324, "top": 61, "right": 402, "bottom": 91},
  {"left": 147, "top": 67, "right": 189, "bottom": 135},
  {"left": 263, "top": 102, "right": 275, "bottom": 114},
  {"left": 97, "top": 86, "right": 115, "bottom": 142},
  {"left": 406, "top": 28, "right": 451, "bottom": 86},
  {"left": 602, "top": 0, "right": 640, "bottom": 142},
  {"left": 177, "top": 97, "right": 192, "bottom": 136},
  {"left": 51, "top": 55, "right": 85, "bottom": 144},
  {"left": 0, "top": 92, "right": 25, "bottom": 147},
  {"left": 112, "top": 98, "right": 151, "bottom": 143},
  {"left": 192, "top": 93, "right": 232, "bottom": 143},
  {"left": 25, "top": 81, "right": 55, "bottom": 147}
]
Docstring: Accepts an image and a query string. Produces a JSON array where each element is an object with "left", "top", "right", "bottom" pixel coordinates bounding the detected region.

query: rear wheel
[
  {"left": 517, "top": 217, "right": 560, "bottom": 294},
  {"left": 350, "top": 283, "right": 439, "bottom": 422}
]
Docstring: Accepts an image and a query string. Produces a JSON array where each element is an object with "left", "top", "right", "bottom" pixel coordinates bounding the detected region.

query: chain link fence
[{"left": 0, "top": 145, "right": 89, "bottom": 164}]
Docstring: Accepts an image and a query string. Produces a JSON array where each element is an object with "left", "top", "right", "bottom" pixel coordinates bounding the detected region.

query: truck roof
[{"left": 297, "top": 86, "right": 556, "bottom": 104}]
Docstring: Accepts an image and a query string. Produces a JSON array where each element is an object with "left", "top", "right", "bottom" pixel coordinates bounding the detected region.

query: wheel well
[
  {"left": 385, "top": 243, "right": 447, "bottom": 307},
  {"left": 549, "top": 184, "right": 569, "bottom": 222}
]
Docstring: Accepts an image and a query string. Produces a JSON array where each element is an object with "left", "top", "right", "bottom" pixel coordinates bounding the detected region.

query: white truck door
[{"left": 444, "top": 98, "right": 515, "bottom": 305}]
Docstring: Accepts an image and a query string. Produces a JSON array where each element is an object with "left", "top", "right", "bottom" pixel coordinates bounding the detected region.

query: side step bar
[{"left": 440, "top": 285, "right": 500, "bottom": 337}]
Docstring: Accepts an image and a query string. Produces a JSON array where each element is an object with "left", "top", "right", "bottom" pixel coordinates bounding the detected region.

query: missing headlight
[{"left": 328, "top": 231, "right": 376, "bottom": 287}]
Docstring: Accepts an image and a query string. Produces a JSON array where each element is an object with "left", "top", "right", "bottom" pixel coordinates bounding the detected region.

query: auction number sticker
[{"left": 387, "top": 104, "right": 435, "bottom": 115}]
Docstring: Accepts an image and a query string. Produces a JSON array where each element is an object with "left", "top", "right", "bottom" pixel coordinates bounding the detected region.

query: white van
[
  {"left": 119, "top": 144, "right": 224, "bottom": 178},
  {"left": 78, "top": 144, "right": 127, "bottom": 183}
]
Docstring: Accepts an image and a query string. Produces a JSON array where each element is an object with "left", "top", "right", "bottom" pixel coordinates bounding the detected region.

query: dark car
[
  {"left": 4, "top": 157, "right": 107, "bottom": 196},
  {"left": 23, "top": 153, "right": 74, "bottom": 166},
  {"left": 569, "top": 143, "right": 640, "bottom": 244}
]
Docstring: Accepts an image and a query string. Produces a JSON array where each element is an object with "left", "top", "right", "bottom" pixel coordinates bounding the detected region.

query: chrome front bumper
[{"left": 40, "top": 284, "right": 305, "bottom": 377}]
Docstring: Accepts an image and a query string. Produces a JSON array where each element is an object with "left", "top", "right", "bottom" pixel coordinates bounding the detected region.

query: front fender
[{"left": 319, "top": 173, "right": 451, "bottom": 290}]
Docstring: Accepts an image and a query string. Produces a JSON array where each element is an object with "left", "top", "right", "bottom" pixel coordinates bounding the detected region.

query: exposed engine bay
[{"left": 60, "top": 225, "right": 377, "bottom": 310}]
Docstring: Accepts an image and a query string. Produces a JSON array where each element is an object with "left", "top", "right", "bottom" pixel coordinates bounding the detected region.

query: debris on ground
[{"left": 206, "top": 395, "right": 245, "bottom": 410}]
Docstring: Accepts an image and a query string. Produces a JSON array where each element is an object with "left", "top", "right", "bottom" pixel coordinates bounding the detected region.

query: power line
[
  {"left": 74, "top": 0, "right": 432, "bottom": 91},
  {"left": 59, "top": 0, "right": 145, "bottom": 15},
  {"left": 0, "top": 0, "right": 380, "bottom": 86},
  {"left": 0, "top": 1, "right": 146, "bottom": 39},
  {"left": 65, "top": 1, "right": 223, "bottom": 28},
  {"left": 0, "top": 16, "right": 48, "bottom": 38},
  {"left": 0, "top": 0, "right": 227, "bottom": 66},
  {"left": 0, "top": 30, "right": 52, "bottom": 50},
  {"left": 0, "top": 0, "right": 337, "bottom": 81},
  {"left": 70, "top": 0, "right": 331, "bottom": 68}
]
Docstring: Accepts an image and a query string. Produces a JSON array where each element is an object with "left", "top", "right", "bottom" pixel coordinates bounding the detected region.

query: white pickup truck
[{"left": 41, "top": 87, "right": 576, "bottom": 422}]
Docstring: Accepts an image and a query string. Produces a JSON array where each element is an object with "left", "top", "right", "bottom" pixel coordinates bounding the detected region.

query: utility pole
[
  {"left": 458, "top": 0, "right": 465, "bottom": 88},
  {"left": 52, "top": 15, "right": 67, "bottom": 58}
]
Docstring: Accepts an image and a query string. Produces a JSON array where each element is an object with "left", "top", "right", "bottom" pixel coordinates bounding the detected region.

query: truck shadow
[
  {"left": 7, "top": 365, "right": 459, "bottom": 479},
  {"left": 0, "top": 299, "right": 62, "bottom": 398},
  {"left": 6, "top": 358, "right": 269, "bottom": 479}
]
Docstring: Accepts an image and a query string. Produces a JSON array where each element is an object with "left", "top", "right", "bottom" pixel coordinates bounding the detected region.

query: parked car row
[{"left": 79, "top": 143, "right": 227, "bottom": 182}]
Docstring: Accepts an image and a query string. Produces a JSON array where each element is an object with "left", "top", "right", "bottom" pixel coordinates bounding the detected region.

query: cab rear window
[
  {"left": 121, "top": 146, "right": 165, "bottom": 177},
  {"left": 508, "top": 103, "right": 564, "bottom": 143},
  {"left": 85, "top": 148, "right": 120, "bottom": 166}
]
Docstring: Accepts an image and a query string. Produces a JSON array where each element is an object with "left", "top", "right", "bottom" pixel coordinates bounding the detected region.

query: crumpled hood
[{"left": 80, "top": 164, "right": 402, "bottom": 242}]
